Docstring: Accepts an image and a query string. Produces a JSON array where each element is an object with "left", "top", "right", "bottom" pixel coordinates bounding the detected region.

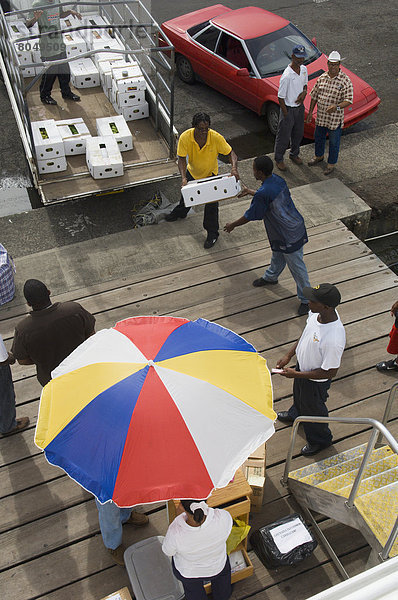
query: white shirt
[
  {"left": 296, "top": 311, "right": 346, "bottom": 381},
  {"left": 0, "top": 333, "right": 8, "bottom": 362},
  {"left": 278, "top": 64, "right": 308, "bottom": 107},
  {"left": 162, "top": 507, "right": 233, "bottom": 578}
]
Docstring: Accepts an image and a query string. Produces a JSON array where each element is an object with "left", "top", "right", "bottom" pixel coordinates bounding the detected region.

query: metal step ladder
[{"left": 282, "top": 383, "right": 398, "bottom": 579}]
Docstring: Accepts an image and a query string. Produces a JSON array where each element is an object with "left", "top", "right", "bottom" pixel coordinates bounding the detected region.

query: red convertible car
[{"left": 161, "top": 5, "right": 380, "bottom": 138}]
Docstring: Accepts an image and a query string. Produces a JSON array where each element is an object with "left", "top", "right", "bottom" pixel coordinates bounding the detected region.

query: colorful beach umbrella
[{"left": 35, "top": 316, "right": 275, "bottom": 507}]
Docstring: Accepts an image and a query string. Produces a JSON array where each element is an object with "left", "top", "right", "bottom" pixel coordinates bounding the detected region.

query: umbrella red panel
[
  {"left": 113, "top": 366, "right": 213, "bottom": 506},
  {"left": 114, "top": 316, "right": 189, "bottom": 360}
]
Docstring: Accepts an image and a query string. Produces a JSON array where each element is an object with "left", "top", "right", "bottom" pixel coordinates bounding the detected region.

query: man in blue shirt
[{"left": 224, "top": 155, "right": 310, "bottom": 315}]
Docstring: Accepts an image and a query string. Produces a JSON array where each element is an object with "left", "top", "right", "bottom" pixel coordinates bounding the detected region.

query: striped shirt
[
  {"left": 0, "top": 244, "right": 15, "bottom": 306},
  {"left": 310, "top": 70, "right": 353, "bottom": 129}
]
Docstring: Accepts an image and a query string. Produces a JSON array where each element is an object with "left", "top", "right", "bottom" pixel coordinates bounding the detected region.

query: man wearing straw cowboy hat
[{"left": 306, "top": 51, "right": 353, "bottom": 175}]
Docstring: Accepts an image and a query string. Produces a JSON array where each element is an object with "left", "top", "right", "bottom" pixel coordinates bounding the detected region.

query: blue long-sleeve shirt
[{"left": 244, "top": 174, "right": 308, "bottom": 253}]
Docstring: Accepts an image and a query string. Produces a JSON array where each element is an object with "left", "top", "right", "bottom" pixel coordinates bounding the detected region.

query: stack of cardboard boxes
[{"left": 242, "top": 442, "right": 267, "bottom": 512}]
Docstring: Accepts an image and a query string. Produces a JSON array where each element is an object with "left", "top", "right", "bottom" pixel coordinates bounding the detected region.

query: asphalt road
[
  {"left": 0, "top": 0, "right": 396, "bottom": 195},
  {"left": 150, "top": 0, "right": 397, "bottom": 148}
]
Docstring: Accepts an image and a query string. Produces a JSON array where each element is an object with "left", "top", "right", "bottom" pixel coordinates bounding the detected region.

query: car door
[{"left": 192, "top": 27, "right": 259, "bottom": 112}]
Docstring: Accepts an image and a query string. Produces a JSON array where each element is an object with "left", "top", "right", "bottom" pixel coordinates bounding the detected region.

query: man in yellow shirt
[{"left": 166, "top": 112, "right": 239, "bottom": 248}]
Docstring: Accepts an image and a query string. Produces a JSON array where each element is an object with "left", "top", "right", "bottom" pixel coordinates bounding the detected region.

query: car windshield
[{"left": 246, "top": 23, "right": 321, "bottom": 78}]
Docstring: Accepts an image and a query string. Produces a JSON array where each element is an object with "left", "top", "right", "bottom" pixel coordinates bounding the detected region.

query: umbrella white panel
[{"left": 155, "top": 365, "right": 275, "bottom": 489}]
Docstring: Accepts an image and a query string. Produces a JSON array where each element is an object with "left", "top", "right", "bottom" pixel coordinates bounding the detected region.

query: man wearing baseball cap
[
  {"left": 275, "top": 283, "right": 346, "bottom": 456},
  {"left": 274, "top": 45, "right": 308, "bottom": 171},
  {"left": 306, "top": 51, "right": 353, "bottom": 175}
]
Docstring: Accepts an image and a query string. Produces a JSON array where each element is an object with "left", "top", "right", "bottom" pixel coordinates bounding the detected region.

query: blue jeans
[
  {"left": 95, "top": 499, "right": 132, "bottom": 550},
  {"left": 0, "top": 363, "right": 16, "bottom": 434},
  {"left": 263, "top": 247, "right": 310, "bottom": 304},
  {"left": 314, "top": 125, "right": 342, "bottom": 165}
]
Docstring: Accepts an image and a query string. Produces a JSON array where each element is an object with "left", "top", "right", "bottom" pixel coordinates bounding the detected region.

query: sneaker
[
  {"left": 124, "top": 510, "right": 149, "bottom": 527},
  {"left": 108, "top": 545, "right": 125, "bottom": 566},
  {"left": 1, "top": 417, "right": 30, "bottom": 437},
  {"left": 289, "top": 155, "right": 303, "bottom": 165},
  {"left": 376, "top": 359, "right": 398, "bottom": 372},
  {"left": 41, "top": 96, "right": 57, "bottom": 105},
  {"left": 62, "top": 92, "right": 81, "bottom": 101},
  {"left": 204, "top": 234, "right": 218, "bottom": 249},
  {"left": 298, "top": 303, "right": 309, "bottom": 316},
  {"left": 252, "top": 278, "right": 278, "bottom": 287}
]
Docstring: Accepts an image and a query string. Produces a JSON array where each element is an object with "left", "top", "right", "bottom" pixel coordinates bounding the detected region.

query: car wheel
[
  {"left": 266, "top": 103, "right": 280, "bottom": 136},
  {"left": 176, "top": 55, "right": 195, "bottom": 84}
]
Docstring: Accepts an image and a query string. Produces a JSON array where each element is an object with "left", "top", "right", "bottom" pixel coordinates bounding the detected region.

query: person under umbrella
[{"left": 162, "top": 499, "right": 233, "bottom": 600}]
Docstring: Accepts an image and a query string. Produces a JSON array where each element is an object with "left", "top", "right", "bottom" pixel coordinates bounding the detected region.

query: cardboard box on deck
[
  {"left": 63, "top": 31, "right": 87, "bottom": 58},
  {"left": 86, "top": 136, "right": 124, "bottom": 179},
  {"left": 81, "top": 14, "right": 111, "bottom": 46},
  {"left": 14, "top": 44, "right": 31, "bottom": 64},
  {"left": 70, "top": 58, "right": 100, "bottom": 88},
  {"left": 100, "top": 587, "right": 132, "bottom": 600},
  {"left": 98, "top": 58, "right": 127, "bottom": 90},
  {"left": 114, "top": 101, "right": 149, "bottom": 121},
  {"left": 60, "top": 15, "right": 80, "bottom": 30},
  {"left": 241, "top": 442, "right": 266, "bottom": 513},
  {"left": 32, "top": 119, "right": 65, "bottom": 160},
  {"left": 31, "top": 39, "right": 41, "bottom": 64},
  {"left": 248, "top": 472, "right": 266, "bottom": 512},
  {"left": 96, "top": 116, "right": 133, "bottom": 152},
  {"left": 56, "top": 118, "right": 92, "bottom": 155},
  {"left": 37, "top": 156, "right": 67, "bottom": 174},
  {"left": 181, "top": 174, "right": 241, "bottom": 207}
]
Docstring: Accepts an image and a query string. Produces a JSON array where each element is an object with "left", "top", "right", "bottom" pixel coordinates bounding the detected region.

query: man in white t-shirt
[
  {"left": 0, "top": 334, "right": 29, "bottom": 436},
  {"left": 275, "top": 283, "right": 346, "bottom": 456},
  {"left": 274, "top": 45, "right": 308, "bottom": 172}
]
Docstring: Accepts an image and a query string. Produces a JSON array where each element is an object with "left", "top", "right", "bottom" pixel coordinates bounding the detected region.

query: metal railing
[
  {"left": 376, "top": 382, "right": 398, "bottom": 447},
  {"left": 282, "top": 416, "right": 398, "bottom": 560}
]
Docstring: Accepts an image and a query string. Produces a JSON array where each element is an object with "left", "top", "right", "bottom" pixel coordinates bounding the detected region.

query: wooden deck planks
[{"left": 0, "top": 219, "right": 397, "bottom": 600}]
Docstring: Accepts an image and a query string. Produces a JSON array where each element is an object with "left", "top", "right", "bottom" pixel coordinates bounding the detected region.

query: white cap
[{"left": 328, "top": 51, "right": 342, "bottom": 62}]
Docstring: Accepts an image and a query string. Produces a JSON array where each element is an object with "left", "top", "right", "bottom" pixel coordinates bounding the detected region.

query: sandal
[
  {"left": 376, "top": 359, "right": 398, "bottom": 372},
  {"left": 308, "top": 156, "right": 324, "bottom": 166}
]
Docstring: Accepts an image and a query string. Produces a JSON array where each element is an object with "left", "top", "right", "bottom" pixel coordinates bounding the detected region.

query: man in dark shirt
[
  {"left": 12, "top": 279, "right": 95, "bottom": 386},
  {"left": 224, "top": 155, "right": 311, "bottom": 316}
]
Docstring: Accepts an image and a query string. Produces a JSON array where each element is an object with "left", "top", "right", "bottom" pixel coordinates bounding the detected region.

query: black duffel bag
[{"left": 250, "top": 513, "right": 317, "bottom": 569}]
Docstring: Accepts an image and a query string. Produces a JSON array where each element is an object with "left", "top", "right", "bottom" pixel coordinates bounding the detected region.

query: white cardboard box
[
  {"left": 21, "top": 66, "right": 35, "bottom": 78},
  {"left": 63, "top": 31, "right": 87, "bottom": 58},
  {"left": 96, "top": 116, "right": 133, "bottom": 152},
  {"left": 82, "top": 14, "right": 111, "bottom": 46},
  {"left": 8, "top": 20, "right": 30, "bottom": 39},
  {"left": 112, "top": 65, "right": 146, "bottom": 93},
  {"left": 37, "top": 156, "right": 68, "bottom": 174},
  {"left": 114, "top": 101, "right": 149, "bottom": 121},
  {"left": 31, "top": 39, "right": 41, "bottom": 64},
  {"left": 56, "top": 118, "right": 92, "bottom": 155},
  {"left": 100, "top": 59, "right": 131, "bottom": 90},
  {"left": 86, "top": 136, "right": 124, "bottom": 179},
  {"left": 14, "top": 44, "right": 31, "bottom": 65},
  {"left": 111, "top": 81, "right": 145, "bottom": 108},
  {"left": 60, "top": 15, "right": 80, "bottom": 30},
  {"left": 181, "top": 174, "right": 241, "bottom": 207},
  {"left": 32, "top": 119, "right": 65, "bottom": 160},
  {"left": 70, "top": 58, "right": 100, "bottom": 88}
]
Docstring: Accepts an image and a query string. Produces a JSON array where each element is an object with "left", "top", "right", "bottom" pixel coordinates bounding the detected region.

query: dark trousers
[
  {"left": 274, "top": 104, "right": 305, "bottom": 162},
  {"left": 172, "top": 557, "right": 231, "bottom": 600},
  {"left": 287, "top": 368, "right": 333, "bottom": 446},
  {"left": 0, "top": 363, "right": 16, "bottom": 434},
  {"left": 40, "top": 51, "right": 71, "bottom": 99},
  {"left": 172, "top": 170, "right": 219, "bottom": 236}
]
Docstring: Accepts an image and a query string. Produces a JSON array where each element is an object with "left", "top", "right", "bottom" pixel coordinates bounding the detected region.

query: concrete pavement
[{"left": 0, "top": 122, "right": 396, "bottom": 310}]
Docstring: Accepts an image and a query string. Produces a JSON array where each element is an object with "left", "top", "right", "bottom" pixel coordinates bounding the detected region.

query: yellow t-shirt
[{"left": 177, "top": 128, "right": 232, "bottom": 180}]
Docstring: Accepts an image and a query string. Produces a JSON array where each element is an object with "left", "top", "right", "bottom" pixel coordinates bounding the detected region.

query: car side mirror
[
  {"left": 311, "top": 36, "right": 317, "bottom": 46},
  {"left": 236, "top": 68, "right": 250, "bottom": 77}
]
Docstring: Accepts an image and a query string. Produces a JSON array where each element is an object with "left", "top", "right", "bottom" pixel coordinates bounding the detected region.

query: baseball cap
[
  {"left": 328, "top": 51, "right": 343, "bottom": 63},
  {"left": 292, "top": 45, "right": 307, "bottom": 58},
  {"left": 303, "top": 283, "right": 341, "bottom": 308}
]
